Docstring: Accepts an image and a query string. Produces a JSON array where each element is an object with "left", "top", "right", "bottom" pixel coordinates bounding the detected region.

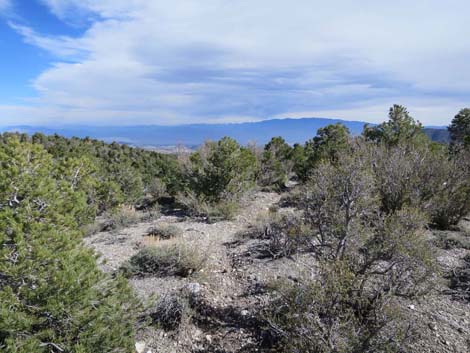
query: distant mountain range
[{"left": 1, "top": 117, "right": 449, "bottom": 147}]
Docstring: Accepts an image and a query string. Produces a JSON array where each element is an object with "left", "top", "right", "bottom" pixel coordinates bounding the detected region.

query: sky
[{"left": 0, "top": 0, "right": 469, "bottom": 126}]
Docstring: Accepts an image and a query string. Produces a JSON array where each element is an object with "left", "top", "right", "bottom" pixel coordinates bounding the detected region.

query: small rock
[
  {"left": 193, "top": 328, "right": 203, "bottom": 338},
  {"left": 428, "top": 323, "right": 437, "bottom": 331},
  {"left": 443, "top": 340, "right": 450, "bottom": 346},
  {"left": 135, "top": 342, "right": 146, "bottom": 353},
  {"left": 408, "top": 304, "right": 415, "bottom": 310},
  {"left": 205, "top": 335, "right": 212, "bottom": 343},
  {"left": 241, "top": 310, "right": 249, "bottom": 317},
  {"left": 184, "top": 282, "right": 202, "bottom": 299},
  {"left": 248, "top": 274, "right": 258, "bottom": 281}
]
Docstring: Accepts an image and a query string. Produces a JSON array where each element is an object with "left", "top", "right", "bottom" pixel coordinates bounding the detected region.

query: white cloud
[
  {"left": 5, "top": 0, "right": 470, "bottom": 125},
  {"left": 0, "top": 0, "right": 11, "bottom": 12},
  {"left": 275, "top": 97, "right": 468, "bottom": 126},
  {"left": 8, "top": 22, "right": 89, "bottom": 57}
]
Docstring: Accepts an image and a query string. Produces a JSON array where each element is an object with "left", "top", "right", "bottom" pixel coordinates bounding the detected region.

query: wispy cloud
[
  {"left": 8, "top": 22, "right": 89, "bottom": 58},
  {"left": 0, "top": 0, "right": 11, "bottom": 12},
  {"left": 3, "top": 0, "right": 470, "bottom": 126}
]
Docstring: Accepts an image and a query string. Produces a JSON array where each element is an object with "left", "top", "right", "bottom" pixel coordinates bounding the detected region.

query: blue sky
[{"left": 0, "top": 0, "right": 469, "bottom": 126}]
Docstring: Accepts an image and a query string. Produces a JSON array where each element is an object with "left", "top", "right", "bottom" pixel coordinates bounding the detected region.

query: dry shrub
[
  {"left": 146, "top": 224, "right": 182, "bottom": 240},
  {"left": 449, "top": 254, "right": 470, "bottom": 302},
  {"left": 265, "top": 148, "right": 436, "bottom": 353},
  {"left": 176, "top": 190, "right": 210, "bottom": 217},
  {"left": 121, "top": 241, "right": 206, "bottom": 278},
  {"left": 141, "top": 235, "right": 162, "bottom": 247},
  {"left": 100, "top": 206, "right": 145, "bottom": 232},
  {"left": 150, "top": 294, "right": 189, "bottom": 331},
  {"left": 301, "top": 149, "right": 436, "bottom": 294},
  {"left": 371, "top": 144, "right": 470, "bottom": 229},
  {"left": 147, "top": 178, "right": 167, "bottom": 200},
  {"left": 372, "top": 145, "right": 431, "bottom": 213},
  {"left": 206, "top": 199, "right": 240, "bottom": 222},
  {"left": 239, "top": 211, "right": 310, "bottom": 258},
  {"left": 428, "top": 151, "right": 470, "bottom": 229},
  {"left": 266, "top": 266, "right": 414, "bottom": 353},
  {"left": 278, "top": 187, "right": 304, "bottom": 208},
  {"left": 176, "top": 191, "right": 240, "bottom": 222},
  {"left": 81, "top": 220, "right": 103, "bottom": 236},
  {"left": 434, "top": 231, "right": 470, "bottom": 250},
  {"left": 140, "top": 203, "right": 161, "bottom": 221}
]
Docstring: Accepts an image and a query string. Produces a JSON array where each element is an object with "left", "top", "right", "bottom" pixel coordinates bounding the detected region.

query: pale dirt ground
[{"left": 85, "top": 193, "right": 470, "bottom": 353}]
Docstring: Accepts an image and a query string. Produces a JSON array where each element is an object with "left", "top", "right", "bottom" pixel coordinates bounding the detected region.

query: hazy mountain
[
  {"left": 2, "top": 117, "right": 448, "bottom": 147},
  {"left": 423, "top": 128, "right": 450, "bottom": 143}
]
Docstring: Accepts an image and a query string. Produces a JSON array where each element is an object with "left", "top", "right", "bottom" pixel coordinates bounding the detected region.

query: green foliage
[
  {"left": 203, "top": 199, "right": 240, "bottom": 222},
  {"left": 448, "top": 108, "right": 470, "bottom": 149},
  {"left": 187, "top": 137, "right": 258, "bottom": 202},
  {"left": 2, "top": 105, "right": 469, "bottom": 352},
  {"left": 176, "top": 190, "right": 240, "bottom": 222},
  {"left": 363, "top": 104, "right": 428, "bottom": 146},
  {"left": 177, "top": 137, "right": 257, "bottom": 220},
  {"left": 177, "top": 137, "right": 258, "bottom": 221},
  {"left": 259, "top": 137, "right": 293, "bottom": 189},
  {"left": 308, "top": 123, "right": 351, "bottom": 162},
  {"left": 0, "top": 136, "right": 137, "bottom": 353},
  {"left": 299, "top": 123, "right": 351, "bottom": 180},
  {"left": 2, "top": 132, "right": 182, "bottom": 211},
  {"left": 290, "top": 143, "right": 306, "bottom": 180},
  {"left": 96, "top": 180, "right": 125, "bottom": 212}
]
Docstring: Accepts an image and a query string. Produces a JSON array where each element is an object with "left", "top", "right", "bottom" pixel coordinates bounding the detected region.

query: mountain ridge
[{"left": 2, "top": 117, "right": 449, "bottom": 146}]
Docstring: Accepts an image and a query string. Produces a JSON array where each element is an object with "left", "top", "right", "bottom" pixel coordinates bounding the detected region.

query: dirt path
[{"left": 85, "top": 192, "right": 285, "bottom": 353}]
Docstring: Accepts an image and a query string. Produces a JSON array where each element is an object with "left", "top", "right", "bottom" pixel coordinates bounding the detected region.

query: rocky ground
[{"left": 84, "top": 192, "right": 470, "bottom": 353}]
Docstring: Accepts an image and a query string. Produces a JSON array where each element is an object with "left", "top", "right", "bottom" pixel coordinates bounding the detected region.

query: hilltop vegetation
[{"left": 1, "top": 106, "right": 470, "bottom": 353}]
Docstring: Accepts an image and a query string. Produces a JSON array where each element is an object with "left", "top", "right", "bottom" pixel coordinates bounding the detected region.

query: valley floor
[{"left": 85, "top": 192, "right": 470, "bottom": 353}]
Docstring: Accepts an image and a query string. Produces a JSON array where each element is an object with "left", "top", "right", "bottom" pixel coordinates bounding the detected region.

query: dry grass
[
  {"left": 434, "top": 231, "right": 470, "bottom": 250},
  {"left": 146, "top": 224, "right": 182, "bottom": 240},
  {"left": 121, "top": 239, "right": 207, "bottom": 278},
  {"left": 141, "top": 235, "right": 163, "bottom": 247}
]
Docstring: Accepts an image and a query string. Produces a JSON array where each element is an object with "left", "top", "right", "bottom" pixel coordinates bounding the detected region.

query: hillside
[
  {"left": 423, "top": 128, "right": 450, "bottom": 143},
  {"left": 2, "top": 118, "right": 450, "bottom": 147},
  {"left": 86, "top": 190, "right": 470, "bottom": 353},
  {"left": 2, "top": 108, "right": 469, "bottom": 353}
]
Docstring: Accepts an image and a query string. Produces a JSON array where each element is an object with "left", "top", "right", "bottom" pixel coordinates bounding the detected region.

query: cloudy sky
[{"left": 0, "top": 0, "right": 469, "bottom": 126}]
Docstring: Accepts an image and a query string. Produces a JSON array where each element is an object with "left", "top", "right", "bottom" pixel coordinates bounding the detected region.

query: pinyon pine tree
[
  {"left": 0, "top": 136, "right": 137, "bottom": 353},
  {"left": 448, "top": 108, "right": 470, "bottom": 149},
  {"left": 260, "top": 137, "right": 293, "bottom": 189},
  {"left": 363, "top": 104, "right": 427, "bottom": 146}
]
